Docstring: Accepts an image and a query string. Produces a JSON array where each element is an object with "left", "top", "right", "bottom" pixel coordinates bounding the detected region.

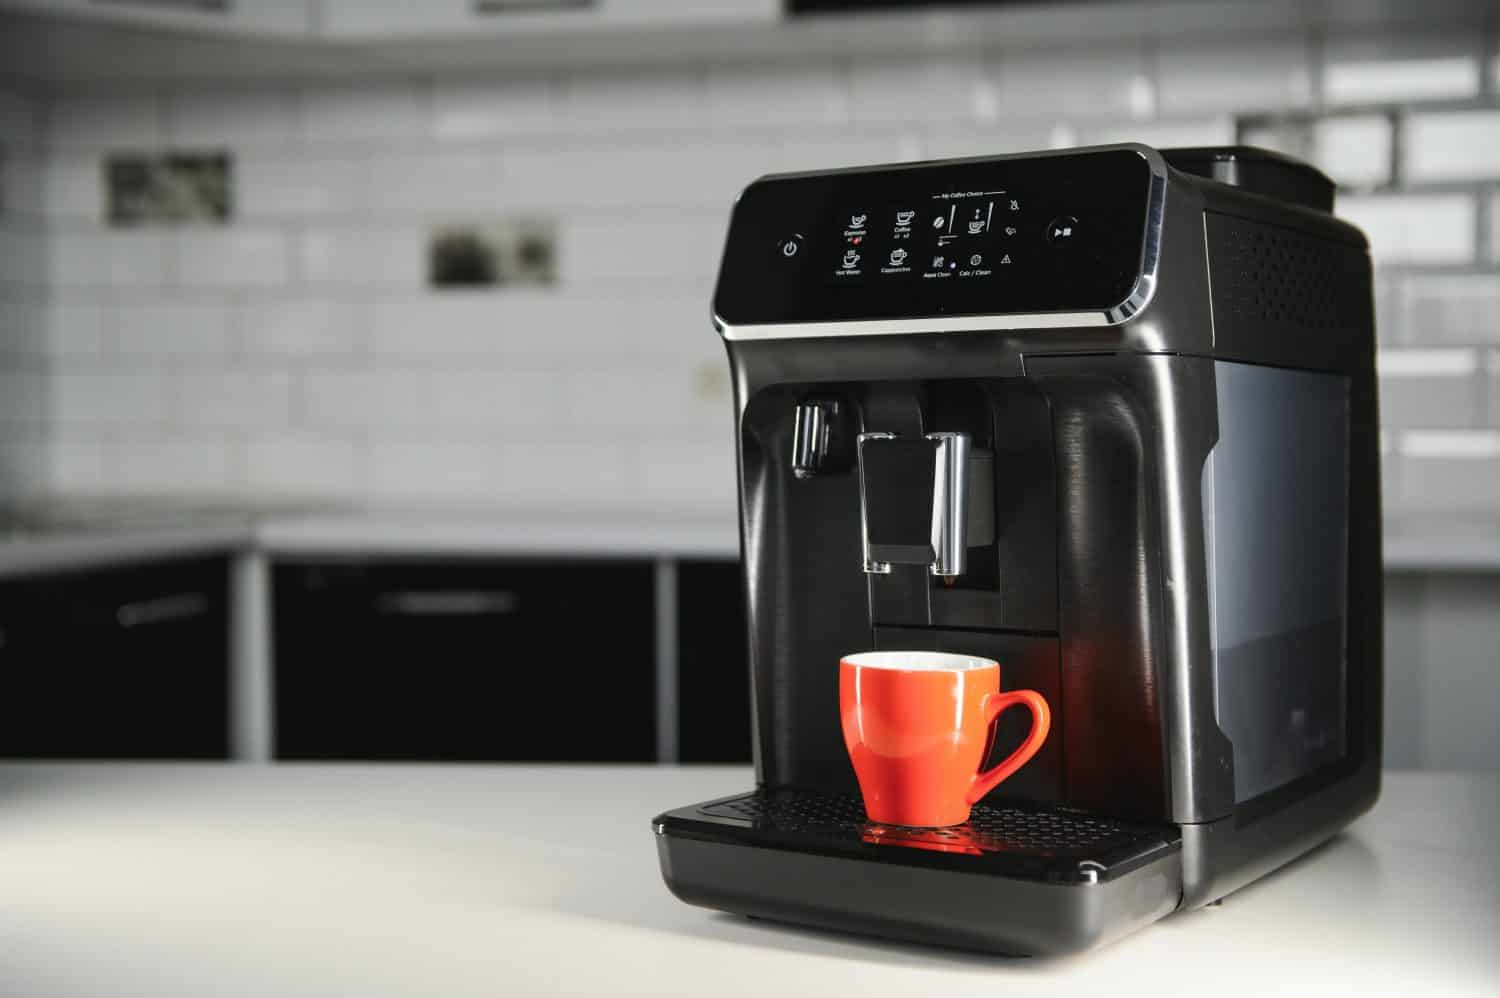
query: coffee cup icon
[
  {"left": 842, "top": 249, "right": 860, "bottom": 269},
  {"left": 889, "top": 248, "right": 908, "bottom": 266},
  {"left": 895, "top": 211, "right": 916, "bottom": 226}
]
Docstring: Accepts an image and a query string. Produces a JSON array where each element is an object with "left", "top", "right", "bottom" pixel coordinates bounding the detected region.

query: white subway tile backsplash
[
  {"left": 559, "top": 71, "right": 708, "bottom": 134},
  {"left": 365, "top": 151, "right": 507, "bottom": 218},
  {"left": 562, "top": 217, "right": 722, "bottom": 285},
  {"left": 48, "top": 230, "right": 166, "bottom": 288},
  {"left": 993, "top": 49, "right": 1152, "bottom": 120},
  {"left": 371, "top": 293, "right": 636, "bottom": 358},
  {"left": 0, "top": 300, "right": 40, "bottom": 356},
  {"left": 1378, "top": 349, "right": 1481, "bottom": 427},
  {"left": 237, "top": 154, "right": 367, "bottom": 219},
  {"left": 0, "top": 88, "right": 40, "bottom": 150},
  {"left": 40, "top": 155, "right": 101, "bottom": 220},
  {"left": 166, "top": 88, "right": 296, "bottom": 148},
  {"left": 298, "top": 369, "right": 434, "bottom": 430},
  {"left": 245, "top": 432, "right": 360, "bottom": 495},
  {"left": 1392, "top": 431, "right": 1500, "bottom": 512},
  {"left": 298, "top": 227, "right": 422, "bottom": 287},
  {"left": 1086, "top": 117, "right": 1236, "bottom": 150},
  {"left": 1313, "top": 114, "right": 1393, "bottom": 188},
  {"left": 494, "top": 439, "right": 636, "bottom": 508},
  {"left": 636, "top": 292, "right": 715, "bottom": 356},
  {"left": 504, "top": 140, "right": 774, "bottom": 212},
  {"left": 113, "top": 301, "right": 231, "bottom": 358},
  {"left": 0, "top": 224, "right": 45, "bottom": 288},
  {"left": 920, "top": 125, "right": 1053, "bottom": 163},
  {"left": 1324, "top": 38, "right": 1480, "bottom": 104},
  {"left": 707, "top": 65, "right": 849, "bottom": 129},
  {"left": 238, "top": 300, "right": 359, "bottom": 357},
  {"left": 634, "top": 437, "right": 736, "bottom": 512},
  {"left": 46, "top": 435, "right": 109, "bottom": 494},
  {"left": 1397, "top": 275, "right": 1500, "bottom": 345},
  {"left": 13, "top": 32, "right": 1500, "bottom": 519},
  {"left": 1405, "top": 111, "right": 1500, "bottom": 183},
  {"left": 0, "top": 151, "right": 44, "bottom": 221},
  {"left": 0, "top": 370, "right": 45, "bottom": 426},
  {"left": 562, "top": 367, "right": 703, "bottom": 431},
  {"left": 494, "top": 293, "right": 636, "bottom": 355},
  {"left": 779, "top": 131, "right": 923, "bottom": 174},
  {"left": 50, "top": 370, "right": 171, "bottom": 427},
  {"left": 1338, "top": 194, "right": 1474, "bottom": 264},
  {"left": 1158, "top": 39, "right": 1314, "bottom": 113},
  {"left": 431, "top": 78, "right": 556, "bottom": 139},
  {"left": 299, "top": 82, "right": 427, "bottom": 143},
  {"left": 1490, "top": 352, "right": 1500, "bottom": 427},
  {"left": 367, "top": 296, "right": 501, "bottom": 357},
  {"left": 110, "top": 434, "right": 237, "bottom": 496},
  {"left": 368, "top": 439, "right": 502, "bottom": 499},
  {"left": 851, "top": 58, "right": 992, "bottom": 125},
  {"left": 176, "top": 370, "right": 293, "bottom": 429},
  {"left": 174, "top": 230, "right": 290, "bottom": 288},
  {"left": 45, "top": 94, "right": 163, "bottom": 149},
  {"left": 433, "top": 369, "right": 559, "bottom": 428}
]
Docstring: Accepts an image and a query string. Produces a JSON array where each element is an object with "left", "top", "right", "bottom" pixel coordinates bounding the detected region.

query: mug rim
[{"left": 841, "top": 650, "right": 998, "bottom": 673}]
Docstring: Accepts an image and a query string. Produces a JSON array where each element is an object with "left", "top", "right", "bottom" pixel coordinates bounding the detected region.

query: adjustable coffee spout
[{"left": 857, "top": 431, "right": 973, "bottom": 577}]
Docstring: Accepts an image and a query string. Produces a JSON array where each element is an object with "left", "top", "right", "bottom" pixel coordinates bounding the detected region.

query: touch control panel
[{"left": 714, "top": 148, "right": 1154, "bottom": 326}]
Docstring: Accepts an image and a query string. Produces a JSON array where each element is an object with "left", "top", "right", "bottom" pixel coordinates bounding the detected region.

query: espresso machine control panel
[{"left": 713, "top": 147, "right": 1155, "bottom": 327}]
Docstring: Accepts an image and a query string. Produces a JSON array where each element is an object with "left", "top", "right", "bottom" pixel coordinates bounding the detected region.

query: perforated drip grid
[{"left": 675, "top": 789, "right": 1178, "bottom": 881}]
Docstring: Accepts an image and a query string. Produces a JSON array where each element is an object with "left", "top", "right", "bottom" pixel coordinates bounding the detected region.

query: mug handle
[{"left": 965, "top": 689, "right": 1051, "bottom": 805}]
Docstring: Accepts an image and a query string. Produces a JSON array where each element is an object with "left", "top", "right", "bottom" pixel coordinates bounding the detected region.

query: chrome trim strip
[
  {"left": 856, "top": 432, "right": 896, "bottom": 575},
  {"left": 926, "top": 432, "right": 970, "bottom": 578},
  {"left": 714, "top": 143, "right": 1168, "bottom": 343}
]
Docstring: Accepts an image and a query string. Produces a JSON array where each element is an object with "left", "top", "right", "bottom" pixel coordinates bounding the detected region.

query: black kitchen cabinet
[
  {"left": 273, "top": 558, "right": 656, "bottom": 762},
  {"left": 0, "top": 557, "right": 230, "bottom": 759},
  {"left": 676, "top": 559, "right": 752, "bottom": 763}
]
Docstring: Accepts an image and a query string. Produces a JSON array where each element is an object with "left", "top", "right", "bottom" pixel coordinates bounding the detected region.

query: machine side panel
[
  {"left": 1029, "top": 354, "right": 1235, "bottom": 824},
  {"left": 1205, "top": 362, "right": 1350, "bottom": 803}
]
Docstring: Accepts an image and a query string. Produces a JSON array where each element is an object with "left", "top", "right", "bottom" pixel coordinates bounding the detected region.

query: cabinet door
[
  {"left": 676, "top": 559, "right": 752, "bottom": 763},
  {"left": 274, "top": 559, "right": 656, "bottom": 762},
  {"left": 0, "top": 558, "right": 230, "bottom": 759}
]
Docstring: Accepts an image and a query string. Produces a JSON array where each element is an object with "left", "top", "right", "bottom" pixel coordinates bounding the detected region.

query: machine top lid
[{"left": 1161, "top": 145, "right": 1335, "bottom": 213}]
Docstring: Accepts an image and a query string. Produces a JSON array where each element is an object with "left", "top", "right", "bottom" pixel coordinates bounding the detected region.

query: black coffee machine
[{"left": 652, "top": 144, "right": 1381, "bottom": 955}]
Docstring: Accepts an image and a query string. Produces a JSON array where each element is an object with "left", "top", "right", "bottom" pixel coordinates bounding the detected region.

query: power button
[{"left": 777, "top": 234, "right": 804, "bottom": 259}]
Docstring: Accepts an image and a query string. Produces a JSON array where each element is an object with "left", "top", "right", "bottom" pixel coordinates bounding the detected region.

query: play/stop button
[{"left": 1046, "top": 216, "right": 1079, "bottom": 246}]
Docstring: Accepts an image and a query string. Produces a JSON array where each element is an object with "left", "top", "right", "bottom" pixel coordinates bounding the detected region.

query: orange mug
[{"left": 839, "top": 651, "right": 1050, "bottom": 827}]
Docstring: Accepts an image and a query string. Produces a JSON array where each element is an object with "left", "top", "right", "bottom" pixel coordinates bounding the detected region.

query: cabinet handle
[
  {"left": 116, "top": 593, "right": 210, "bottom": 628},
  {"left": 373, "top": 591, "right": 519, "bottom": 617}
]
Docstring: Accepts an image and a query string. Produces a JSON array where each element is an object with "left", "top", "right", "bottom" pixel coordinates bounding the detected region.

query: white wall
[{"left": 3, "top": 19, "right": 1498, "bottom": 516}]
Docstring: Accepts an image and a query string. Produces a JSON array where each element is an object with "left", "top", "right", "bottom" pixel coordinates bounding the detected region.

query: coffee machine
[{"left": 652, "top": 144, "right": 1381, "bottom": 955}]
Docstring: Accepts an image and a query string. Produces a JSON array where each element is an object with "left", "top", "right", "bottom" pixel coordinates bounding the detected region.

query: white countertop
[{"left": 0, "top": 765, "right": 1494, "bottom": 997}]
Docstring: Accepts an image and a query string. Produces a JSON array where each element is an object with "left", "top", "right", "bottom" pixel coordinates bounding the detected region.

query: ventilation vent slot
[{"left": 1205, "top": 212, "right": 1370, "bottom": 338}]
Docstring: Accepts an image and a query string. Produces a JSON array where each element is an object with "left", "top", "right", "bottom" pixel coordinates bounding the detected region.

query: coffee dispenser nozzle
[{"left": 857, "top": 431, "right": 971, "bottom": 577}]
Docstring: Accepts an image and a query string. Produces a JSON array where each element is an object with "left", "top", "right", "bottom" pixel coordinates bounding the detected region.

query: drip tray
[
  {"left": 661, "top": 788, "right": 1178, "bottom": 884},
  {"left": 654, "top": 789, "right": 1184, "bottom": 955}
]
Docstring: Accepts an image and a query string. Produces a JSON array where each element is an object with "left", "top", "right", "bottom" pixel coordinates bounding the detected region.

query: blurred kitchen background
[{"left": 0, "top": 0, "right": 1494, "bottom": 771}]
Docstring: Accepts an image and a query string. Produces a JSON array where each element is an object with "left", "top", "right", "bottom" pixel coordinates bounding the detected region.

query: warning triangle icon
[{"left": 1000, "top": 254, "right": 1011, "bottom": 264}]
